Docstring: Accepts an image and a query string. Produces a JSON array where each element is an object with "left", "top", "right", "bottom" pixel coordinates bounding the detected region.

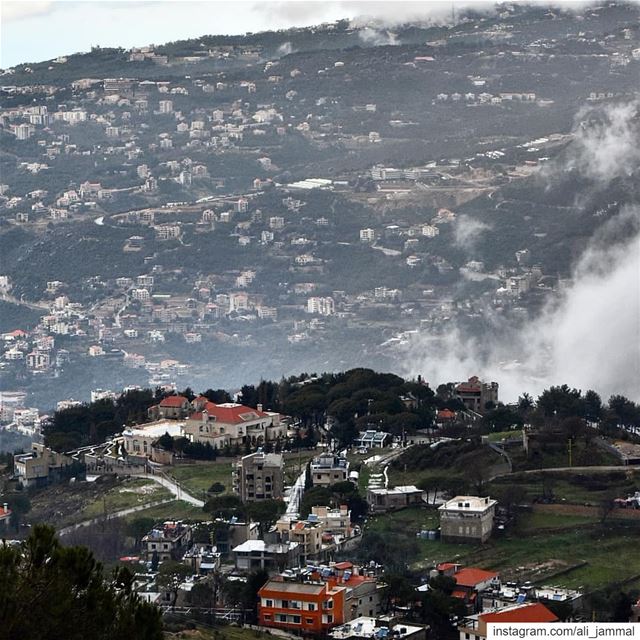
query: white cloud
[
  {"left": 399, "top": 101, "right": 640, "bottom": 402},
  {"left": 2, "top": 1, "right": 54, "bottom": 23},
  {"left": 454, "top": 215, "right": 491, "bottom": 251}
]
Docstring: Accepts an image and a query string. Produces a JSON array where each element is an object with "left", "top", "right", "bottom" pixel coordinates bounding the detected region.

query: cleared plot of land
[
  {"left": 123, "top": 499, "right": 208, "bottom": 523},
  {"left": 81, "top": 478, "right": 171, "bottom": 520},
  {"left": 170, "top": 461, "right": 233, "bottom": 497}
]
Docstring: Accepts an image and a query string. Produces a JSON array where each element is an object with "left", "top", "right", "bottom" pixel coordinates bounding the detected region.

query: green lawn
[
  {"left": 81, "top": 479, "right": 171, "bottom": 520},
  {"left": 170, "top": 461, "right": 233, "bottom": 498}
]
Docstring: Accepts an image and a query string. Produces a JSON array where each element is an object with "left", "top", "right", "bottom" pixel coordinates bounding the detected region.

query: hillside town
[
  {"left": 1, "top": 2, "right": 640, "bottom": 638},
  {"left": 1, "top": 3, "right": 640, "bottom": 408}
]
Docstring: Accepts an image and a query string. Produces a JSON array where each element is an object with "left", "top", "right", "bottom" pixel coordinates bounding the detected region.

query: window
[
  {"left": 306, "top": 618, "right": 314, "bottom": 625},
  {"left": 277, "top": 614, "right": 287, "bottom": 623},
  {"left": 327, "top": 615, "right": 333, "bottom": 623},
  {"left": 281, "top": 600, "right": 289, "bottom": 609},
  {"left": 292, "top": 616, "right": 301, "bottom": 625},
  {"left": 264, "top": 615, "right": 272, "bottom": 621},
  {"left": 265, "top": 600, "right": 273, "bottom": 607},
  {"left": 307, "top": 603, "right": 316, "bottom": 611}
]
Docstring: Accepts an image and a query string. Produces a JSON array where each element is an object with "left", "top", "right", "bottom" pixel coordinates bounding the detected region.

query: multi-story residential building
[
  {"left": 439, "top": 496, "right": 497, "bottom": 544},
  {"left": 359, "top": 228, "right": 376, "bottom": 243},
  {"left": 233, "top": 451, "right": 284, "bottom": 501},
  {"left": 274, "top": 518, "right": 325, "bottom": 565},
  {"left": 310, "top": 506, "right": 353, "bottom": 538},
  {"left": 454, "top": 376, "right": 499, "bottom": 413},
  {"left": 310, "top": 453, "right": 350, "bottom": 487},
  {"left": 148, "top": 395, "right": 191, "bottom": 420},
  {"left": 307, "top": 297, "right": 335, "bottom": 316},
  {"left": 233, "top": 539, "right": 300, "bottom": 571},
  {"left": 184, "top": 397, "right": 284, "bottom": 448},
  {"left": 259, "top": 579, "right": 347, "bottom": 634},
  {"left": 143, "top": 520, "right": 193, "bottom": 562},
  {"left": 13, "top": 444, "right": 73, "bottom": 488},
  {"left": 121, "top": 420, "right": 185, "bottom": 459}
]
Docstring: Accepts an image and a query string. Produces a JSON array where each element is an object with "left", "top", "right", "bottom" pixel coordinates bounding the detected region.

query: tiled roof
[
  {"left": 159, "top": 395, "right": 189, "bottom": 408},
  {"left": 480, "top": 603, "right": 559, "bottom": 624},
  {"left": 454, "top": 567, "right": 498, "bottom": 588}
]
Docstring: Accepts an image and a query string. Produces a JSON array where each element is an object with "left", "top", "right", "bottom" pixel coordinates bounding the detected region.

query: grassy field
[
  {"left": 489, "top": 468, "right": 640, "bottom": 506},
  {"left": 365, "top": 505, "right": 640, "bottom": 591},
  {"left": 170, "top": 461, "right": 233, "bottom": 498},
  {"left": 165, "top": 623, "right": 276, "bottom": 640},
  {"left": 487, "top": 430, "right": 523, "bottom": 443},
  {"left": 123, "top": 499, "right": 209, "bottom": 523},
  {"left": 81, "top": 479, "right": 171, "bottom": 519}
]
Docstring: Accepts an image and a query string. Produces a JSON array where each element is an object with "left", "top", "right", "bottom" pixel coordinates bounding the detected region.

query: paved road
[
  {"left": 131, "top": 472, "right": 205, "bottom": 507},
  {"left": 58, "top": 498, "right": 175, "bottom": 537},
  {"left": 495, "top": 465, "right": 633, "bottom": 478},
  {"left": 285, "top": 469, "right": 306, "bottom": 517}
]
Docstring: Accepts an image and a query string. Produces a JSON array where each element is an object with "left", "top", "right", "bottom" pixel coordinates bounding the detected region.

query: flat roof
[
  {"left": 260, "top": 580, "right": 326, "bottom": 595},
  {"left": 368, "top": 485, "right": 422, "bottom": 496},
  {"left": 123, "top": 420, "right": 185, "bottom": 438},
  {"left": 439, "top": 495, "right": 496, "bottom": 512}
]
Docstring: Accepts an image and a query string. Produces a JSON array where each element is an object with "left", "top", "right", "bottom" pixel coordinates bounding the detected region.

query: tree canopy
[{"left": 0, "top": 525, "right": 163, "bottom": 640}]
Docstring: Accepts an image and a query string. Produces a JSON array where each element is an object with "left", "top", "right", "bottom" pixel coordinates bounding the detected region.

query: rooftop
[
  {"left": 123, "top": 419, "right": 184, "bottom": 439},
  {"left": 439, "top": 496, "right": 496, "bottom": 512},
  {"left": 330, "top": 617, "right": 424, "bottom": 640}
]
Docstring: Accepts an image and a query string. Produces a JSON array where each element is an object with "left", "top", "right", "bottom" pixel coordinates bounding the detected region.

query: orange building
[{"left": 259, "top": 578, "right": 347, "bottom": 634}]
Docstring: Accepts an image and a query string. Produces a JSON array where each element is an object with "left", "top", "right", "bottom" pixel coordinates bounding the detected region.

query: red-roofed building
[
  {"left": 459, "top": 603, "right": 558, "bottom": 640},
  {"left": 0, "top": 502, "right": 12, "bottom": 530},
  {"left": 148, "top": 395, "right": 190, "bottom": 420},
  {"left": 259, "top": 578, "right": 347, "bottom": 634},
  {"left": 437, "top": 409, "right": 456, "bottom": 424},
  {"left": 434, "top": 564, "right": 499, "bottom": 609},
  {"left": 185, "top": 397, "right": 285, "bottom": 448}
]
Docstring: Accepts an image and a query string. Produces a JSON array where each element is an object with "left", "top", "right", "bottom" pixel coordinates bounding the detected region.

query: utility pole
[{"left": 567, "top": 438, "right": 572, "bottom": 468}]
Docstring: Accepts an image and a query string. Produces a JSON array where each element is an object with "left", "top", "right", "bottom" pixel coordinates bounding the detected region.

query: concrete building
[
  {"left": 439, "top": 496, "right": 497, "bottom": 544},
  {"left": 310, "top": 453, "right": 350, "bottom": 487},
  {"left": 143, "top": 520, "right": 193, "bottom": 562},
  {"left": 259, "top": 578, "right": 347, "bottom": 634},
  {"left": 233, "top": 539, "right": 300, "bottom": 571},
  {"left": 367, "top": 486, "right": 425, "bottom": 514},
  {"left": 121, "top": 420, "right": 185, "bottom": 459},
  {"left": 13, "top": 444, "right": 73, "bottom": 488},
  {"left": 330, "top": 617, "right": 426, "bottom": 640},
  {"left": 233, "top": 451, "right": 284, "bottom": 502},
  {"left": 454, "top": 377, "right": 499, "bottom": 414}
]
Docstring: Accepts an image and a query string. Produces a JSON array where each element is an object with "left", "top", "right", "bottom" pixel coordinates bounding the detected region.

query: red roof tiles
[
  {"left": 454, "top": 567, "right": 498, "bottom": 588},
  {"left": 481, "top": 603, "right": 559, "bottom": 624}
]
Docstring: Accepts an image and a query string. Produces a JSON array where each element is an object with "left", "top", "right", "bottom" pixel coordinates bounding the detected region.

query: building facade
[{"left": 439, "top": 496, "right": 497, "bottom": 544}]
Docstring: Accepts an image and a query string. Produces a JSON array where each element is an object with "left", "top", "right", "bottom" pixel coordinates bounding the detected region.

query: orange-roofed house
[
  {"left": 184, "top": 397, "right": 285, "bottom": 448},
  {"left": 458, "top": 603, "right": 559, "bottom": 640},
  {"left": 450, "top": 567, "right": 499, "bottom": 606},
  {"left": 148, "top": 395, "right": 190, "bottom": 420},
  {"left": 259, "top": 578, "right": 347, "bottom": 634}
]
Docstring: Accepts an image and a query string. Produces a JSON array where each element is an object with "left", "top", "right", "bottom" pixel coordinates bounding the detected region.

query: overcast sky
[
  {"left": 3, "top": 0, "right": 635, "bottom": 69},
  {"left": 0, "top": 1, "right": 359, "bottom": 68}
]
